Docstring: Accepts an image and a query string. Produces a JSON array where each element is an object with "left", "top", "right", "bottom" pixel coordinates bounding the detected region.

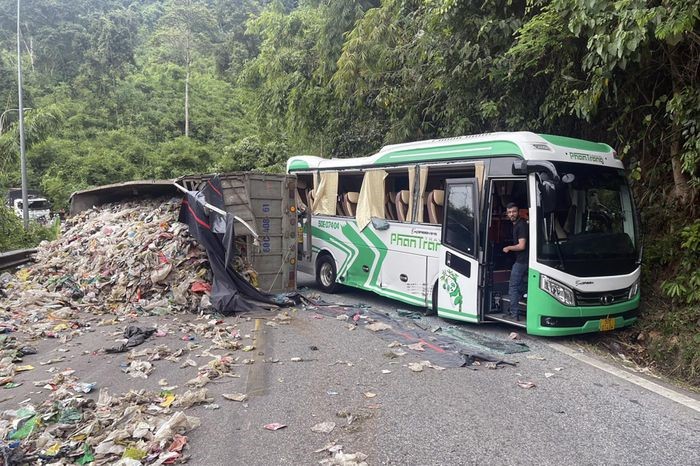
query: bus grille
[{"left": 574, "top": 287, "right": 631, "bottom": 306}]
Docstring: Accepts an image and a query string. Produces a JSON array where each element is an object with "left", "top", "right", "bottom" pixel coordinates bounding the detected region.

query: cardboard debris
[
  {"left": 264, "top": 423, "right": 287, "bottom": 431},
  {"left": 408, "top": 360, "right": 446, "bottom": 372},
  {"left": 311, "top": 421, "right": 336, "bottom": 433},
  {"left": 517, "top": 380, "right": 537, "bottom": 389},
  {"left": 365, "top": 322, "right": 392, "bottom": 332},
  {"left": 222, "top": 393, "right": 248, "bottom": 402}
]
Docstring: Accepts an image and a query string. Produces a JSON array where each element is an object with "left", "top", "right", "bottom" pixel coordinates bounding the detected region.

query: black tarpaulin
[
  {"left": 201, "top": 175, "right": 236, "bottom": 267},
  {"left": 178, "top": 186, "right": 281, "bottom": 314}
]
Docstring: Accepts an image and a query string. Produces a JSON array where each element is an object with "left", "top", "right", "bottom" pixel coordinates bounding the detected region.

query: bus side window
[{"left": 443, "top": 183, "right": 476, "bottom": 256}]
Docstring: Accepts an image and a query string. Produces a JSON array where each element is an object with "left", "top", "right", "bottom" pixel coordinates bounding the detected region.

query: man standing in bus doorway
[{"left": 503, "top": 202, "right": 528, "bottom": 319}]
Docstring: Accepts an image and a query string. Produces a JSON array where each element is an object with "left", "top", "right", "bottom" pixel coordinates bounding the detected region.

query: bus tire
[
  {"left": 425, "top": 283, "right": 438, "bottom": 316},
  {"left": 316, "top": 254, "right": 339, "bottom": 293}
]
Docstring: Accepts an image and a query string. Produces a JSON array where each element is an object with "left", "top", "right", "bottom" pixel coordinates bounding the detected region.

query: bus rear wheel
[{"left": 316, "top": 254, "right": 339, "bottom": 293}]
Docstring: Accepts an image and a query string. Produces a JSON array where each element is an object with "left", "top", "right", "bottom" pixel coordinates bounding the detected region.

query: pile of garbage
[
  {"left": 0, "top": 382, "right": 200, "bottom": 464},
  {"left": 1, "top": 197, "right": 260, "bottom": 322}
]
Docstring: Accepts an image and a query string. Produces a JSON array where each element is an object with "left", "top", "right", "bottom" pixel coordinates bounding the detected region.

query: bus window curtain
[
  {"left": 312, "top": 171, "right": 338, "bottom": 215},
  {"left": 475, "top": 161, "right": 485, "bottom": 193},
  {"left": 356, "top": 169, "right": 387, "bottom": 230},
  {"left": 407, "top": 166, "right": 428, "bottom": 223}
]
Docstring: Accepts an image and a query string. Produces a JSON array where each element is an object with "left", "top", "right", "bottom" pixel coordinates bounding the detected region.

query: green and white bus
[{"left": 287, "top": 132, "right": 641, "bottom": 336}]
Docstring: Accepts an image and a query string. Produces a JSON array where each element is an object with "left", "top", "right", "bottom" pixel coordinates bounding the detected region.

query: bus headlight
[
  {"left": 540, "top": 275, "right": 575, "bottom": 306},
  {"left": 628, "top": 279, "right": 640, "bottom": 300}
]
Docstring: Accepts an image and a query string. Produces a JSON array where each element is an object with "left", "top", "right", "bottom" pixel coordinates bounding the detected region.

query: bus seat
[
  {"left": 342, "top": 192, "right": 359, "bottom": 217},
  {"left": 519, "top": 208, "right": 529, "bottom": 220},
  {"left": 385, "top": 192, "right": 397, "bottom": 220},
  {"left": 427, "top": 189, "right": 445, "bottom": 224},
  {"left": 396, "top": 190, "right": 410, "bottom": 221}
]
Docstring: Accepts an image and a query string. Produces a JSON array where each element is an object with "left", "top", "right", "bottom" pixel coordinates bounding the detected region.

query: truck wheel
[
  {"left": 424, "top": 283, "right": 437, "bottom": 316},
  {"left": 316, "top": 254, "right": 339, "bottom": 293}
]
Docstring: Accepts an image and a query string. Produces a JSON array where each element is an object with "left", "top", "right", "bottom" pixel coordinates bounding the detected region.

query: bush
[{"left": 0, "top": 205, "right": 58, "bottom": 252}]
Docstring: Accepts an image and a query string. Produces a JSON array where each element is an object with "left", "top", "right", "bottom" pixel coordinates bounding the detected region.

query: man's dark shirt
[{"left": 512, "top": 218, "right": 529, "bottom": 264}]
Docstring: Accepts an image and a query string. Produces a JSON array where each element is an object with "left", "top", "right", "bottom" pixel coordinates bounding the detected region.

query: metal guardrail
[{"left": 0, "top": 248, "right": 37, "bottom": 271}]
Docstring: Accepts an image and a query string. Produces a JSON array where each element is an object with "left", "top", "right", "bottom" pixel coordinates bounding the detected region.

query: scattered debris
[
  {"left": 408, "top": 360, "right": 445, "bottom": 372},
  {"left": 122, "top": 360, "right": 154, "bottom": 379},
  {"left": 106, "top": 325, "right": 157, "bottom": 353},
  {"left": 314, "top": 442, "right": 343, "bottom": 453},
  {"left": 264, "top": 423, "right": 287, "bottom": 431},
  {"left": 311, "top": 421, "right": 336, "bottom": 433},
  {"left": 173, "top": 388, "right": 212, "bottom": 408},
  {"left": 407, "top": 341, "right": 426, "bottom": 352},
  {"left": 319, "top": 450, "right": 369, "bottom": 466},
  {"left": 365, "top": 322, "right": 391, "bottom": 332},
  {"left": 517, "top": 380, "right": 537, "bottom": 389},
  {"left": 397, "top": 309, "right": 422, "bottom": 319},
  {"left": 526, "top": 355, "right": 546, "bottom": 361},
  {"left": 222, "top": 393, "right": 248, "bottom": 402}
]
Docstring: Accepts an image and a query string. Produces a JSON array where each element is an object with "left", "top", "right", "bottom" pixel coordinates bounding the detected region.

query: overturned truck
[{"left": 69, "top": 173, "right": 298, "bottom": 298}]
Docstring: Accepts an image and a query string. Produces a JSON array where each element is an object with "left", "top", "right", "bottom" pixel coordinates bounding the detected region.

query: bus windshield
[{"left": 536, "top": 162, "right": 639, "bottom": 277}]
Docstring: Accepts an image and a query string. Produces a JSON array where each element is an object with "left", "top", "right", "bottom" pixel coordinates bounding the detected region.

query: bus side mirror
[
  {"left": 512, "top": 160, "right": 528, "bottom": 175},
  {"left": 512, "top": 160, "right": 560, "bottom": 183},
  {"left": 371, "top": 217, "right": 390, "bottom": 230}
]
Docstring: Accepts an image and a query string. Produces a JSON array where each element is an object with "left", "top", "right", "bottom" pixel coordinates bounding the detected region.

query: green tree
[
  {"left": 151, "top": 0, "right": 218, "bottom": 138},
  {"left": 0, "top": 105, "right": 63, "bottom": 191}
]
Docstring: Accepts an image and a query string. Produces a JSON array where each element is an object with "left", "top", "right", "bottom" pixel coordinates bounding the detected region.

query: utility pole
[{"left": 17, "top": 0, "right": 28, "bottom": 229}]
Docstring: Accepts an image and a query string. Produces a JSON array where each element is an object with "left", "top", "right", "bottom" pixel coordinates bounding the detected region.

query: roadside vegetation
[
  {"left": 0, "top": 206, "right": 58, "bottom": 251},
  {"left": 0, "top": 0, "right": 697, "bottom": 385}
]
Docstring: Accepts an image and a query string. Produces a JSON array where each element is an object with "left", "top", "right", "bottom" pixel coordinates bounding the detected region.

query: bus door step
[
  {"left": 498, "top": 297, "right": 528, "bottom": 309},
  {"left": 485, "top": 312, "right": 527, "bottom": 328}
]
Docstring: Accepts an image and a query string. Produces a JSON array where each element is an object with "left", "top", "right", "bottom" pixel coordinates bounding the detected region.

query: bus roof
[{"left": 287, "top": 131, "right": 621, "bottom": 172}]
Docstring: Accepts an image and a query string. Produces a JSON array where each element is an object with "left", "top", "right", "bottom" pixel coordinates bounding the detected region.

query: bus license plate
[{"left": 599, "top": 318, "right": 616, "bottom": 331}]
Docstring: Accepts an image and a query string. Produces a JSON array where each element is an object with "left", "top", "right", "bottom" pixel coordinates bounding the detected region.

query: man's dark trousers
[{"left": 508, "top": 261, "right": 528, "bottom": 315}]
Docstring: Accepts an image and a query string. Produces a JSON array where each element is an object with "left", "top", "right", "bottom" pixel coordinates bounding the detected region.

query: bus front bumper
[{"left": 526, "top": 294, "right": 640, "bottom": 337}]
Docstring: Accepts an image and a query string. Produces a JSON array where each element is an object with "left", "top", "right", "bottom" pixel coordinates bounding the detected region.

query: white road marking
[{"left": 548, "top": 342, "right": 700, "bottom": 413}]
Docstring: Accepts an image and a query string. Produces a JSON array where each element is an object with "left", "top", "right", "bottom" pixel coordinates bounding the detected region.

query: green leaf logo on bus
[{"left": 440, "top": 269, "right": 463, "bottom": 312}]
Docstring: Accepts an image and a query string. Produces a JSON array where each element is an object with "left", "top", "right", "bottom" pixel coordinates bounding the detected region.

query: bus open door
[{"left": 433, "top": 178, "right": 480, "bottom": 323}]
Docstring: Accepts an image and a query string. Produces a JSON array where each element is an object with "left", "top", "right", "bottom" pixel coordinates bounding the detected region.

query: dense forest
[{"left": 0, "top": 0, "right": 698, "bottom": 383}]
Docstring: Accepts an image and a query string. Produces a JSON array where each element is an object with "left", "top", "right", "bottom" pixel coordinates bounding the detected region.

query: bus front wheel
[{"left": 316, "top": 254, "right": 339, "bottom": 293}]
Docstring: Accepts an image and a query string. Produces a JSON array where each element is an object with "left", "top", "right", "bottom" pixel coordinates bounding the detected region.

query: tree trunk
[
  {"left": 185, "top": 66, "right": 190, "bottom": 138},
  {"left": 667, "top": 45, "right": 691, "bottom": 205},
  {"left": 670, "top": 137, "right": 690, "bottom": 204}
]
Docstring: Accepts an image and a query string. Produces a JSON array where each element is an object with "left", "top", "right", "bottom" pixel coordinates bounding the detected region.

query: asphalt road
[{"left": 3, "top": 273, "right": 698, "bottom": 465}]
